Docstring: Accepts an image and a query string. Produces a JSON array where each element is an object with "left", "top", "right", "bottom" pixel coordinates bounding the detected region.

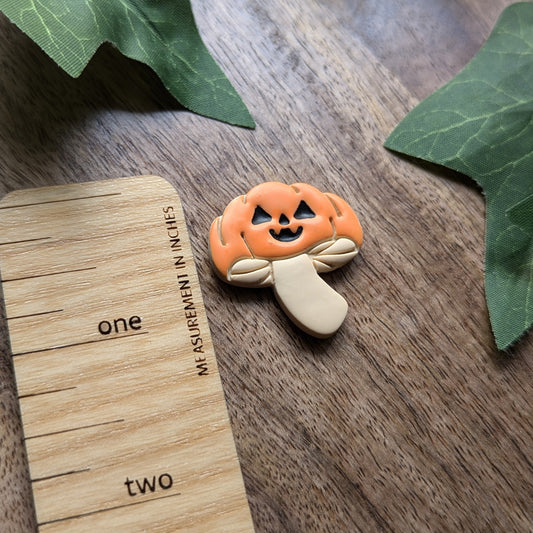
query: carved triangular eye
[
  {"left": 294, "top": 200, "right": 315, "bottom": 219},
  {"left": 252, "top": 205, "right": 272, "bottom": 225}
]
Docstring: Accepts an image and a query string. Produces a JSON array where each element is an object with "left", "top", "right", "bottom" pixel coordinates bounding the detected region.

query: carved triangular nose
[{"left": 279, "top": 213, "right": 290, "bottom": 225}]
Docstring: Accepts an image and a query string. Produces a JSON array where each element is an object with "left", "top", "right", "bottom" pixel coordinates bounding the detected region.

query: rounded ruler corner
[{"left": 0, "top": 175, "right": 255, "bottom": 532}]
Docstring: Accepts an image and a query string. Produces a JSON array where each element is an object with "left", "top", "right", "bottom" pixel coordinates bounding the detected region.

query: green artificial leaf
[
  {"left": 508, "top": 194, "right": 533, "bottom": 233},
  {"left": 385, "top": 2, "right": 533, "bottom": 350},
  {"left": 0, "top": 0, "right": 255, "bottom": 127}
]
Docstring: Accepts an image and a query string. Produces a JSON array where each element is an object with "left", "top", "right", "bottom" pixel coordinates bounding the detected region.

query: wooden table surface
[{"left": 0, "top": 1, "right": 531, "bottom": 531}]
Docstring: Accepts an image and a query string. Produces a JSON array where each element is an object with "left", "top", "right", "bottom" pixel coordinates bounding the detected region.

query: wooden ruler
[{"left": 0, "top": 175, "right": 254, "bottom": 532}]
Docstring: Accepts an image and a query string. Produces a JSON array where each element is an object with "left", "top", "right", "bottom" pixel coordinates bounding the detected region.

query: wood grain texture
[
  {"left": 0, "top": 1, "right": 531, "bottom": 531},
  {"left": 0, "top": 177, "right": 254, "bottom": 532}
]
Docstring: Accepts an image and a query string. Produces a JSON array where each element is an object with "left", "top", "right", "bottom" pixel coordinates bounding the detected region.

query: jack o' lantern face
[
  {"left": 235, "top": 182, "right": 339, "bottom": 259},
  {"left": 252, "top": 200, "right": 315, "bottom": 243}
]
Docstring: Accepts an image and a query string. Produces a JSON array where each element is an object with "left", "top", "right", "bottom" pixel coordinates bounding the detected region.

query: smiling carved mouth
[{"left": 269, "top": 226, "right": 303, "bottom": 242}]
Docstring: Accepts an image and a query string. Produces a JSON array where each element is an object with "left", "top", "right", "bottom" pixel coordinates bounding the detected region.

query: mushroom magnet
[{"left": 209, "top": 182, "right": 363, "bottom": 337}]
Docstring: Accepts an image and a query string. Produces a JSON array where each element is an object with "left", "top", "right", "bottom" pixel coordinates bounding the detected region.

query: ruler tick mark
[
  {"left": 18, "top": 386, "right": 76, "bottom": 399},
  {"left": 32, "top": 468, "right": 91, "bottom": 483},
  {"left": 0, "top": 237, "right": 51, "bottom": 246},
  {"left": 11, "top": 330, "right": 149, "bottom": 357},
  {"left": 2, "top": 266, "right": 96, "bottom": 283},
  {"left": 7, "top": 309, "right": 63, "bottom": 321},
  {"left": 37, "top": 492, "right": 182, "bottom": 527},
  {"left": 0, "top": 192, "right": 122, "bottom": 210},
  {"left": 25, "top": 418, "right": 125, "bottom": 441}
]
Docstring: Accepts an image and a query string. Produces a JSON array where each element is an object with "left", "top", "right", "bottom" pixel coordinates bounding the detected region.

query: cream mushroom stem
[
  {"left": 226, "top": 238, "right": 359, "bottom": 337},
  {"left": 271, "top": 254, "right": 348, "bottom": 338}
]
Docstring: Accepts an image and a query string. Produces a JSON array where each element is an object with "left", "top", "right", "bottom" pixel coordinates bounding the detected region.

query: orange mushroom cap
[{"left": 209, "top": 182, "right": 363, "bottom": 281}]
